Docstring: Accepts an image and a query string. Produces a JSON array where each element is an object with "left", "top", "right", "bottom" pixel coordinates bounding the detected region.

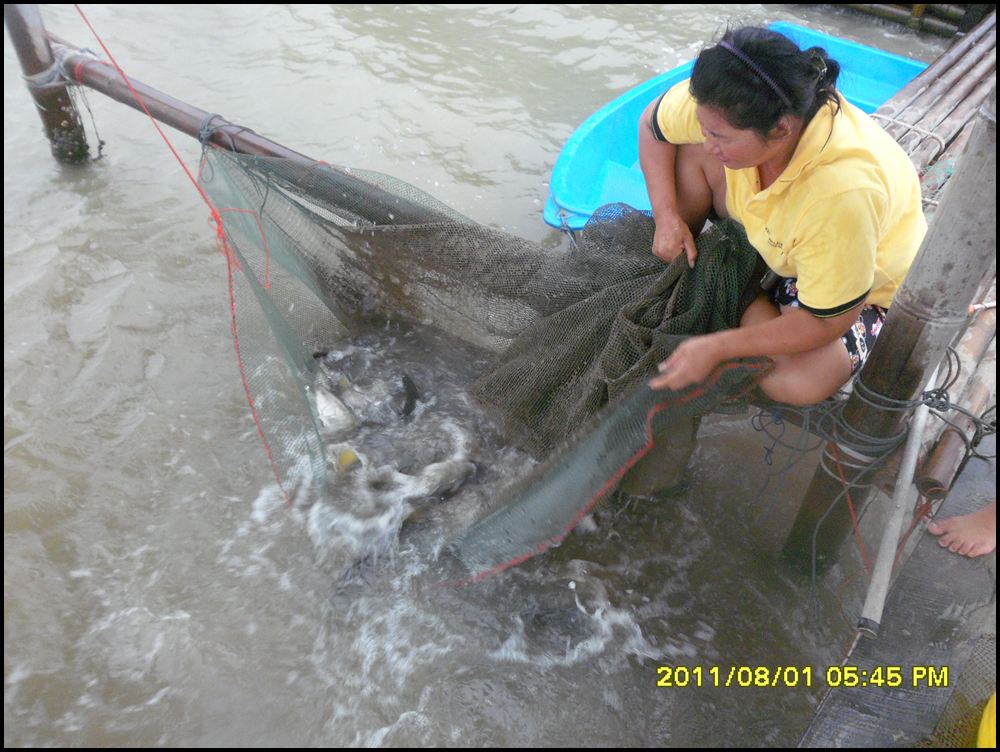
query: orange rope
[
  {"left": 831, "top": 443, "right": 874, "bottom": 575},
  {"left": 895, "top": 495, "right": 935, "bottom": 566}
]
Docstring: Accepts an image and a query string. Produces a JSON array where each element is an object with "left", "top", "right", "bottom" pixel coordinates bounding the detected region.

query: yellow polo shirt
[{"left": 652, "top": 80, "right": 926, "bottom": 315}]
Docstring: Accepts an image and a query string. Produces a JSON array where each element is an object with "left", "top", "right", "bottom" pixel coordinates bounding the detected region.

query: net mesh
[
  {"left": 198, "top": 146, "right": 768, "bottom": 575},
  {"left": 920, "top": 634, "right": 996, "bottom": 748},
  {"left": 471, "top": 205, "right": 764, "bottom": 456}
]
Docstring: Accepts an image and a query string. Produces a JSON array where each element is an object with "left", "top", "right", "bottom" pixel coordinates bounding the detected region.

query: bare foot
[{"left": 927, "top": 500, "right": 996, "bottom": 558}]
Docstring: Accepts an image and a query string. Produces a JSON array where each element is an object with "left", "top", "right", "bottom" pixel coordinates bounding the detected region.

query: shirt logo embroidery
[{"left": 765, "top": 226, "right": 784, "bottom": 249}]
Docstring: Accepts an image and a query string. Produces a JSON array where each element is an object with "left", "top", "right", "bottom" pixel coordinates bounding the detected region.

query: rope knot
[{"left": 921, "top": 389, "right": 952, "bottom": 412}]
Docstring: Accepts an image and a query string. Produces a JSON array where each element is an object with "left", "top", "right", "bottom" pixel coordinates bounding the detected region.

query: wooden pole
[
  {"left": 4, "top": 4, "right": 89, "bottom": 163},
  {"left": 843, "top": 4, "right": 960, "bottom": 37},
  {"left": 906, "top": 277, "right": 995, "bottom": 480},
  {"left": 49, "top": 43, "right": 451, "bottom": 227},
  {"left": 782, "top": 88, "right": 997, "bottom": 574},
  {"left": 916, "top": 342, "right": 996, "bottom": 498},
  {"left": 868, "top": 275, "right": 995, "bottom": 497}
]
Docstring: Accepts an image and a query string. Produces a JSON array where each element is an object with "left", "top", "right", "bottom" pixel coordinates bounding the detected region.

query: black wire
[{"left": 749, "top": 345, "right": 996, "bottom": 622}]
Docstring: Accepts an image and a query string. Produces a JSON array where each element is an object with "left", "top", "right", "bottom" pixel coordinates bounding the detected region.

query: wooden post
[
  {"left": 782, "top": 88, "right": 997, "bottom": 574},
  {"left": 4, "top": 4, "right": 88, "bottom": 163}
]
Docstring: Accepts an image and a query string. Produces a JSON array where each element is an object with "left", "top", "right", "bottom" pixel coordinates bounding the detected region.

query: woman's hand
[
  {"left": 649, "top": 334, "right": 724, "bottom": 391},
  {"left": 652, "top": 212, "right": 698, "bottom": 268}
]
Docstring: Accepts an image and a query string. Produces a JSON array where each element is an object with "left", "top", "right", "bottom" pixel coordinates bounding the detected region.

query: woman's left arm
[
  {"left": 651, "top": 184, "right": 885, "bottom": 391},
  {"left": 649, "top": 302, "right": 862, "bottom": 391}
]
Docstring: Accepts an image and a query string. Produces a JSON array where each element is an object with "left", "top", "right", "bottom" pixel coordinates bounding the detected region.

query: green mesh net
[{"left": 198, "top": 146, "right": 769, "bottom": 577}]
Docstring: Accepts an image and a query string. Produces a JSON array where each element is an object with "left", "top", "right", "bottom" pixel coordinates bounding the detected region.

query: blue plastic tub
[{"left": 544, "top": 22, "right": 927, "bottom": 230}]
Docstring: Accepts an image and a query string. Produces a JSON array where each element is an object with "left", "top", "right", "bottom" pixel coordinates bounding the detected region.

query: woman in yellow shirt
[{"left": 641, "top": 26, "right": 926, "bottom": 404}]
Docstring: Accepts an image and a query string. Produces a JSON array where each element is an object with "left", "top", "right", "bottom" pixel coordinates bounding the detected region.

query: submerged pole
[
  {"left": 4, "top": 4, "right": 89, "bottom": 163},
  {"left": 783, "top": 88, "right": 997, "bottom": 575}
]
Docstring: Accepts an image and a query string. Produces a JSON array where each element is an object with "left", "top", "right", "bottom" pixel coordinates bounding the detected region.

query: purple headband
[{"left": 719, "top": 40, "right": 793, "bottom": 109}]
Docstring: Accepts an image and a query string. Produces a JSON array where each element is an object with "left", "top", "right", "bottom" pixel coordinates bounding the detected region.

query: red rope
[
  {"left": 831, "top": 443, "right": 874, "bottom": 576},
  {"left": 74, "top": 5, "right": 288, "bottom": 502},
  {"left": 74, "top": 6, "right": 223, "bottom": 243},
  {"left": 895, "top": 494, "right": 935, "bottom": 566}
]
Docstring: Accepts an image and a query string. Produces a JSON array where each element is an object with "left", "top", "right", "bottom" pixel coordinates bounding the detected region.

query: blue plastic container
[{"left": 543, "top": 22, "right": 927, "bottom": 230}]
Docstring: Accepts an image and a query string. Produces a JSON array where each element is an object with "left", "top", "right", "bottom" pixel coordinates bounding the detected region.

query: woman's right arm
[{"left": 638, "top": 97, "right": 698, "bottom": 267}]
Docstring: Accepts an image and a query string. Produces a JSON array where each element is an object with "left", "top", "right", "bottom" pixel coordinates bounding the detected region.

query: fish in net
[{"left": 198, "top": 146, "right": 770, "bottom": 579}]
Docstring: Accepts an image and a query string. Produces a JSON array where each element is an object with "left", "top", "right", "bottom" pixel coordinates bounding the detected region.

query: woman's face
[{"left": 695, "top": 104, "right": 784, "bottom": 170}]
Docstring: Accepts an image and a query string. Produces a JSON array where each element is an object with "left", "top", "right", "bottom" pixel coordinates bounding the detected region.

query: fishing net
[
  {"left": 471, "top": 206, "right": 764, "bottom": 457},
  {"left": 198, "top": 146, "right": 769, "bottom": 577}
]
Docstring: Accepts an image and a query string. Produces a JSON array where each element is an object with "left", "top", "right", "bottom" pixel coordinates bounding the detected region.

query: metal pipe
[{"left": 857, "top": 365, "right": 938, "bottom": 638}]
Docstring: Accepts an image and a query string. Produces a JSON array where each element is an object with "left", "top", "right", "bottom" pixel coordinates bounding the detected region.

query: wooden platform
[{"left": 877, "top": 10, "right": 996, "bottom": 207}]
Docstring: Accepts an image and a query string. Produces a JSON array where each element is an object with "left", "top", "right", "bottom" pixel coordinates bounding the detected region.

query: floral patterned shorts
[{"left": 770, "top": 278, "right": 886, "bottom": 375}]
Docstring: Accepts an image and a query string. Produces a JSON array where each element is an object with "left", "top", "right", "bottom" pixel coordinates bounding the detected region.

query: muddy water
[{"left": 4, "top": 4, "right": 948, "bottom": 746}]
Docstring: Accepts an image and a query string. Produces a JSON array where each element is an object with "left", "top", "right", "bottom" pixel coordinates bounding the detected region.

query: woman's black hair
[{"left": 690, "top": 27, "right": 841, "bottom": 138}]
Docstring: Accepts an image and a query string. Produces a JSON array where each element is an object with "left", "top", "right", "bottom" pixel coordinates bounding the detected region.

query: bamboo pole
[
  {"left": 957, "top": 5, "right": 999, "bottom": 35},
  {"left": 949, "top": 279, "right": 996, "bottom": 390},
  {"left": 921, "top": 118, "right": 975, "bottom": 208},
  {"left": 897, "top": 48, "right": 996, "bottom": 146},
  {"left": 916, "top": 342, "right": 996, "bottom": 498},
  {"left": 876, "top": 15, "right": 995, "bottom": 124},
  {"left": 908, "top": 71, "right": 997, "bottom": 169},
  {"left": 4, "top": 4, "right": 89, "bottom": 163},
  {"left": 46, "top": 41, "right": 451, "bottom": 226},
  {"left": 909, "top": 32, "right": 995, "bottom": 113},
  {"left": 916, "top": 277, "right": 995, "bottom": 466},
  {"left": 782, "top": 89, "right": 997, "bottom": 574},
  {"left": 843, "top": 4, "right": 960, "bottom": 37},
  {"left": 926, "top": 5, "right": 968, "bottom": 24},
  {"left": 874, "top": 30, "right": 996, "bottom": 140}
]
